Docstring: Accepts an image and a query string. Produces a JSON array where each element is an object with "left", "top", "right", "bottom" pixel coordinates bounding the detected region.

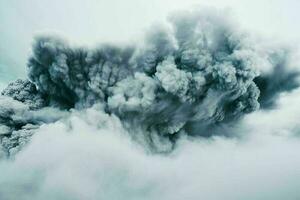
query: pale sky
[{"left": 0, "top": 0, "right": 299, "bottom": 82}]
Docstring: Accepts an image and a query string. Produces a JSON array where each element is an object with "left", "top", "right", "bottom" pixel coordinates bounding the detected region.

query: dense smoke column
[
  {"left": 1, "top": 10, "right": 299, "bottom": 154},
  {"left": 26, "top": 14, "right": 261, "bottom": 127}
]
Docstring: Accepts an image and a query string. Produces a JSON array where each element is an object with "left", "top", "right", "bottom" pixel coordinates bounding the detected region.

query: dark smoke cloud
[{"left": 0, "top": 10, "right": 299, "bottom": 154}]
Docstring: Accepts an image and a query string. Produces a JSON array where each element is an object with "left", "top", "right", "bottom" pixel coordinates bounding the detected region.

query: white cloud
[{"left": 1, "top": 92, "right": 300, "bottom": 199}]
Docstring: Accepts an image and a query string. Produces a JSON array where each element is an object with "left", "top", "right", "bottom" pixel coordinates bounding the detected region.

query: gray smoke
[
  {"left": 0, "top": 10, "right": 299, "bottom": 154},
  {"left": 1, "top": 9, "right": 300, "bottom": 200},
  {"left": 2, "top": 79, "right": 46, "bottom": 110},
  {"left": 0, "top": 95, "right": 67, "bottom": 157}
]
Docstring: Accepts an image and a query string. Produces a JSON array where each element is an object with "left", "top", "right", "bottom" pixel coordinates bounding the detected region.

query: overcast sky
[{"left": 0, "top": 0, "right": 299, "bottom": 83}]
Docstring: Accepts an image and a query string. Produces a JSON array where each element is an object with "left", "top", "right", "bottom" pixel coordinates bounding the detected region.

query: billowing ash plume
[{"left": 0, "top": 10, "right": 299, "bottom": 154}]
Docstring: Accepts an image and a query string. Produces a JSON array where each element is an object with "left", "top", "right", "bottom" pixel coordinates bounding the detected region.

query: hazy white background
[{"left": 0, "top": 0, "right": 300, "bottom": 83}]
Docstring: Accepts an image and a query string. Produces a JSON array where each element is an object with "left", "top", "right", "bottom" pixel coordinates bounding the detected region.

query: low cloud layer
[
  {"left": 0, "top": 8, "right": 300, "bottom": 200},
  {"left": 1, "top": 94, "right": 300, "bottom": 199}
]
